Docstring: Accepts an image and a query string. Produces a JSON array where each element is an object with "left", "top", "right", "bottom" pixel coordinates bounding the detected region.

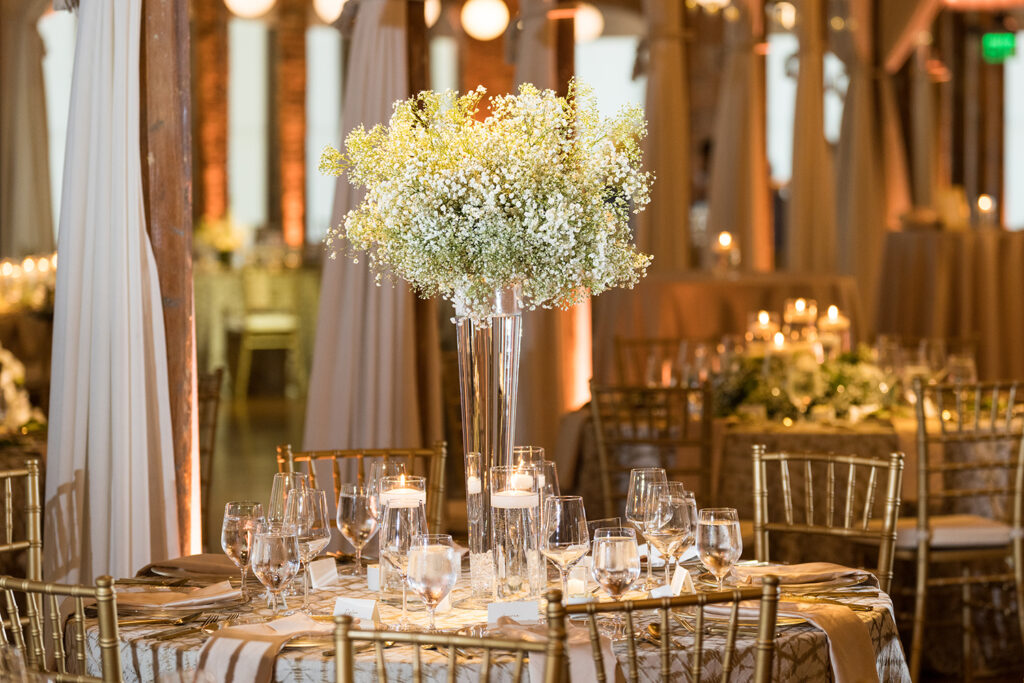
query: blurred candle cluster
[{"left": 0, "top": 253, "right": 57, "bottom": 312}]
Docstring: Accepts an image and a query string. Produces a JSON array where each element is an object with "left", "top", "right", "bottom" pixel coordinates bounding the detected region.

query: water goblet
[
  {"left": 625, "top": 467, "right": 667, "bottom": 590},
  {"left": 380, "top": 500, "right": 428, "bottom": 630},
  {"left": 540, "top": 496, "right": 589, "bottom": 600},
  {"left": 221, "top": 501, "right": 264, "bottom": 597},
  {"left": 697, "top": 508, "right": 743, "bottom": 591},
  {"left": 366, "top": 460, "right": 408, "bottom": 518},
  {"left": 591, "top": 527, "right": 641, "bottom": 638},
  {"left": 268, "top": 472, "right": 308, "bottom": 528},
  {"left": 286, "top": 487, "right": 332, "bottom": 610},
  {"left": 643, "top": 483, "right": 696, "bottom": 586},
  {"left": 337, "top": 483, "right": 379, "bottom": 575},
  {"left": 407, "top": 534, "right": 460, "bottom": 631},
  {"left": 250, "top": 526, "right": 301, "bottom": 616}
]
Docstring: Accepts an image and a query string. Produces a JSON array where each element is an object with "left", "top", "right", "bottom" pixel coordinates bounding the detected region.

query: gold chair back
[
  {"left": 563, "top": 578, "right": 779, "bottom": 683},
  {"left": 751, "top": 446, "right": 904, "bottom": 593},
  {"left": 614, "top": 337, "right": 688, "bottom": 386},
  {"left": 0, "top": 458, "right": 42, "bottom": 582},
  {"left": 590, "top": 381, "right": 713, "bottom": 518},
  {"left": 277, "top": 442, "right": 447, "bottom": 531},
  {"left": 334, "top": 590, "right": 567, "bottom": 682},
  {"left": 0, "top": 574, "right": 122, "bottom": 682},
  {"left": 197, "top": 368, "right": 224, "bottom": 532}
]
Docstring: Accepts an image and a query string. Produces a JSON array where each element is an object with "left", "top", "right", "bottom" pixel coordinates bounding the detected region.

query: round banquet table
[
  {"left": 877, "top": 229, "right": 1024, "bottom": 381},
  {"left": 85, "top": 569, "right": 910, "bottom": 682},
  {"left": 591, "top": 271, "right": 863, "bottom": 383}
]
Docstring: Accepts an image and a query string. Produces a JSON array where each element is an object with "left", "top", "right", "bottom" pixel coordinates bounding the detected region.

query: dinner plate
[
  {"left": 695, "top": 571, "right": 867, "bottom": 594},
  {"left": 112, "top": 594, "right": 250, "bottom": 617},
  {"left": 148, "top": 566, "right": 245, "bottom": 582}
]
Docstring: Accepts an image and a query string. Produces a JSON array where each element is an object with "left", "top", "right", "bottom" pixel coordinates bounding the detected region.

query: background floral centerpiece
[{"left": 0, "top": 343, "right": 45, "bottom": 439}]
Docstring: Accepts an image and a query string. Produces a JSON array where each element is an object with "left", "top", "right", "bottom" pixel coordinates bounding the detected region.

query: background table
[
  {"left": 877, "top": 229, "right": 1024, "bottom": 381},
  {"left": 592, "top": 272, "right": 863, "bottom": 383}
]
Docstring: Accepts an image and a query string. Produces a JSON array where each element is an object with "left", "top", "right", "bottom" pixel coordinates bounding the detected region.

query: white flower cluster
[
  {"left": 321, "top": 82, "right": 653, "bottom": 319},
  {"left": 0, "top": 344, "right": 44, "bottom": 435}
]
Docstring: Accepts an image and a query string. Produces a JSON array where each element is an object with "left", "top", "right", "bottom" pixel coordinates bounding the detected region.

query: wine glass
[
  {"left": 337, "top": 483, "right": 379, "bottom": 575},
  {"left": 366, "top": 460, "right": 407, "bottom": 518},
  {"left": 643, "top": 483, "right": 696, "bottom": 586},
  {"left": 540, "top": 496, "right": 589, "bottom": 600},
  {"left": 268, "top": 472, "right": 308, "bottom": 528},
  {"left": 625, "top": 467, "right": 667, "bottom": 590},
  {"left": 697, "top": 508, "right": 743, "bottom": 591},
  {"left": 379, "top": 500, "right": 428, "bottom": 630},
  {"left": 250, "top": 526, "right": 301, "bottom": 616},
  {"left": 591, "top": 527, "right": 641, "bottom": 638},
  {"left": 406, "top": 534, "right": 460, "bottom": 631},
  {"left": 221, "top": 501, "right": 264, "bottom": 597},
  {"left": 286, "top": 488, "right": 332, "bottom": 610}
]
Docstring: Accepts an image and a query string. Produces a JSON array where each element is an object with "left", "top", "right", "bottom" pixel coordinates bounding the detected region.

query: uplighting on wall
[
  {"left": 695, "top": 0, "right": 731, "bottom": 12},
  {"left": 426, "top": 0, "right": 442, "bottom": 28},
  {"left": 223, "top": 0, "right": 276, "bottom": 19},
  {"left": 461, "top": 0, "right": 510, "bottom": 41}
]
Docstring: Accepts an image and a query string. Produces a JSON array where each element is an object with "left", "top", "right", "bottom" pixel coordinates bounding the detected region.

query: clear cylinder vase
[{"left": 455, "top": 286, "right": 523, "bottom": 605}]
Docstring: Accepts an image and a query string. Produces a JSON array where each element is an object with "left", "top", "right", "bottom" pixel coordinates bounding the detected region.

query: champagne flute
[
  {"left": 250, "top": 526, "right": 301, "bottom": 616},
  {"left": 697, "top": 508, "right": 743, "bottom": 591},
  {"left": 592, "top": 527, "right": 641, "bottom": 638},
  {"left": 221, "top": 501, "right": 264, "bottom": 597},
  {"left": 625, "top": 467, "right": 667, "bottom": 589},
  {"left": 268, "top": 472, "right": 308, "bottom": 528},
  {"left": 540, "top": 496, "right": 589, "bottom": 601},
  {"left": 643, "top": 483, "right": 696, "bottom": 586},
  {"left": 337, "top": 483, "right": 379, "bottom": 575},
  {"left": 286, "top": 488, "right": 332, "bottom": 610},
  {"left": 407, "top": 534, "right": 460, "bottom": 631},
  {"left": 380, "top": 500, "right": 428, "bottom": 630}
]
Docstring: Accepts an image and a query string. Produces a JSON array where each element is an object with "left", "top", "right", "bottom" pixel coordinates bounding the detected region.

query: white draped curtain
[
  {"left": 45, "top": 0, "right": 180, "bottom": 583},
  {"left": 303, "top": 0, "right": 442, "bottom": 451},
  {"left": 706, "top": 0, "right": 772, "bottom": 271},
  {"left": 635, "top": 0, "right": 691, "bottom": 272},
  {"left": 787, "top": 0, "right": 836, "bottom": 272},
  {"left": 0, "top": 0, "right": 57, "bottom": 259}
]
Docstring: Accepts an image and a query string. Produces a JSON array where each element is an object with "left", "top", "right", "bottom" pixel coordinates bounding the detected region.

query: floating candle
[
  {"left": 466, "top": 475, "right": 481, "bottom": 495},
  {"left": 491, "top": 490, "right": 539, "bottom": 509}
]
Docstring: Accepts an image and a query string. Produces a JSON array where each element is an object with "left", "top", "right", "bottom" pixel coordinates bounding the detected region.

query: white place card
[
  {"left": 366, "top": 564, "right": 380, "bottom": 592},
  {"left": 334, "top": 597, "right": 380, "bottom": 623},
  {"left": 672, "top": 565, "right": 696, "bottom": 595},
  {"left": 566, "top": 594, "right": 595, "bottom": 606},
  {"left": 649, "top": 584, "right": 675, "bottom": 599},
  {"left": 309, "top": 558, "right": 340, "bottom": 589},
  {"left": 487, "top": 599, "right": 541, "bottom": 625},
  {"left": 436, "top": 593, "right": 452, "bottom": 614}
]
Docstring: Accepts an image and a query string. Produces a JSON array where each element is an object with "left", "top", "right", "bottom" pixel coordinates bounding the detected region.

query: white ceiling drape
[
  {"left": 787, "top": 0, "right": 836, "bottom": 272},
  {"left": 0, "top": 0, "right": 57, "bottom": 259},
  {"left": 706, "top": 0, "right": 773, "bottom": 271},
  {"left": 303, "top": 0, "right": 442, "bottom": 451},
  {"left": 634, "top": 0, "right": 691, "bottom": 272},
  {"left": 44, "top": 0, "right": 180, "bottom": 583}
]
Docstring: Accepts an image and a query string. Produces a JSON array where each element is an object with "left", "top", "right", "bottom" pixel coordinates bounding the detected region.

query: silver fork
[{"left": 152, "top": 613, "right": 219, "bottom": 641}]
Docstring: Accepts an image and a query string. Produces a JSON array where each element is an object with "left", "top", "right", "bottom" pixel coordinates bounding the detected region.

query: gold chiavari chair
[
  {"left": 334, "top": 590, "right": 567, "bottom": 682},
  {"left": 590, "top": 381, "right": 713, "bottom": 518},
  {"left": 614, "top": 337, "right": 688, "bottom": 386},
  {"left": 0, "top": 574, "right": 122, "bottom": 682},
  {"left": 197, "top": 368, "right": 224, "bottom": 533},
  {"left": 0, "top": 458, "right": 42, "bottom": 581},
  {"left": 904, "top": 377, "right": 1024, "bottom": 681},
  {"left": 276, "top": 442, "right": 447, "bottom": 531},
  {"left": 563, "top": 577, "right": 780, "bottom": 683},
  {"left": 751, "top": 447, "right": 905, "bottom": 593}
]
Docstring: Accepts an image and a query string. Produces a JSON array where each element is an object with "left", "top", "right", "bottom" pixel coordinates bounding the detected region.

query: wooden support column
[
  {"left": 408, "top": 0, "right": 429, "bottom": 93},
  {"left": 554, "top": 12, "right": 573, "bottom": 96},
  {"left": 275, "top": 0, "right": 307, "bottom": 248},
  {"left": 192, "top": 0, "right": 229, "bottom": 222},
  {"left": 140, "top": 0, "right": 196, "bottom": 553}
]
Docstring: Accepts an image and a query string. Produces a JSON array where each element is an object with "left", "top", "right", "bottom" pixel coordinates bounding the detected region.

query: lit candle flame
[
  {"left": 773, "top": 331, "right": 785, "bottom": 348},
  {"left": 22, "top": 258, "right": 35, "bottom": 274},
  {"left": 717, "top": 231, "right": 733, "bottom": 248},
  {"left": 977, "top": 194, "right": 994, "bottom": 213},
  {"left": 399, "top": 473, "right": 406, "bottom": 487},
  {"left": 827, "top": 305, "right": 838, "bottom": 322},
  {"left": 757, "top": 310, "right": 769, "bottom": 325},
  {"left": 795, "top": 298, "right": 806, "bottom": 313},
  {"left": 0, "top": 262, "right": 11, "bottom": 277}
]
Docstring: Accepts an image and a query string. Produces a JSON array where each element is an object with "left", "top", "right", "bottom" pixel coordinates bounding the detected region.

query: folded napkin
[
  {"left": 137, "top": 554, "right": 239, "bottom": 578},
  {"left": 732, "top": 562, "right": 876, "bottom": 587},
  {"left": 116, "top": 581, "right": 240, "bottom": 609},
  {"left": 197, "top": 614, "right": 332, "bottom": 683},
  {"left": 705, "top": 598, "right": 879, "bottom": 683},
  {"left": 494, "top": 617, "right": 622, "bottom": 683}
]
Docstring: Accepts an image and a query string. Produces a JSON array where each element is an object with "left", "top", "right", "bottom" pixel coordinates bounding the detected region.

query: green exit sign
[{"left": 982, "top": 33, "right": 1016, "bottom": 64}]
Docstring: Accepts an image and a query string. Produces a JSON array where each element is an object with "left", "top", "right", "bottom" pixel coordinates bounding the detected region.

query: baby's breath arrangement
[{"left": 320, "top": 82, "right": 653, "bottom": 319}]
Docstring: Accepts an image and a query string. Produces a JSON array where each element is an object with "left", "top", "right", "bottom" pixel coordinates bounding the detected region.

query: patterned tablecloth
[{"left": 85, "top": 567, "right": 910, "bottom": 682}]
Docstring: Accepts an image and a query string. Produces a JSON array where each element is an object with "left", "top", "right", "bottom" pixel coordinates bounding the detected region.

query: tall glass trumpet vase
[{"left": 455, "top": 286, "right": 523, "bottom": 605}]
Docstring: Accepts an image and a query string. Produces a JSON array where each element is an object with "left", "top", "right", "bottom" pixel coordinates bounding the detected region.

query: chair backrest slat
[{"left": 0, "top": 459, "right": 43, "bottom": 581}]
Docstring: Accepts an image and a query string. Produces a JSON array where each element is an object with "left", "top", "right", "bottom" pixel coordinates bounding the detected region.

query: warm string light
[
  {"left": 223, "top": 0, "right": 276, "bottom": 19},
  {"left": 461, "top": 0, "right": 510, "bottom": 41}
]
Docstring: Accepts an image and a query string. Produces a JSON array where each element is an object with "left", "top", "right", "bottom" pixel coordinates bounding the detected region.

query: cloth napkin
[
  {"left": 115, "top": 581, "right": 240, "bottom": 609},
  {"left": 494, "top": 617, "right": 622, "bottom": 683},
  {"left": 197, "top": 614, "right": 332, "bottom": 683},
  {"left": 732, "top": 562, "right": 876, "bottom": 587},
  {"left": 137, "top": 553, "right": 239, "bottom": 578}
]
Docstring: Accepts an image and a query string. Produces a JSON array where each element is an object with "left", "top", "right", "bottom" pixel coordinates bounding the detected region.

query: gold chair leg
[{"left": 909, "top": 552, "right": 928, "bottom": 681}]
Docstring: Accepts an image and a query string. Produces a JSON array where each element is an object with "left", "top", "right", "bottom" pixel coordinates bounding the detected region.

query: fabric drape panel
[
  {"left": 634, "top": 0, "right": 691, "bottom": 272},
  {"left": 706, "top": 0, "right": 772, "bottom": 271},
  {"left": 303, "top": 0, "right": 442, "bottom": 451},
  {"left": 44, "top": 0, "right": 180, "bottom": 584},
  {"left": 513, "top": 0, "right": 592, "bottom": 455},
  {"left": 0, "top": 0, "right": 57, "bottom": 259},
  {"left": 834, "top": 0, "right": 911, "bottom": 339},
  {"left": 787, "top": 0, "right": 835, "bottom": 273}
]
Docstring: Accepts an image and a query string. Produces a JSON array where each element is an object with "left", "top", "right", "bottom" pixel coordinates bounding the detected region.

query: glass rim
[
  {"left": 339, "top": 483, "right": 370, "bottom": 494},
  {"left": 379, "top": 474, "right": 425, "bottom": 485},
  {"left": 698, "top": 507, "right": 739, "bottom": 517},
  {"left": 225, "top": 500, "right": 262, "bottom": 509},
  {"left": 490, "top": 464, "right": 538, "bottom": 472},
  {"left": 593, "top": 526, "right": 636, "bottom": 538},
  {"left": 411, "top": 533, "right": 453, "bottom": 544},
  {"left": 545, "top": 494, "right": 583, "bottom": 502}
]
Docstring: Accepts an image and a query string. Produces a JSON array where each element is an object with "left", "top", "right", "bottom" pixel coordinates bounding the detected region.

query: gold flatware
[
  {"left": 117, "top": 611, "right": 204, "bottom": 628},
  {"left": 781, "top": 596, "right": 873, "bottom": 612},
  {"left": 151, "top": 614, "right": 220, "bottom": 641}
]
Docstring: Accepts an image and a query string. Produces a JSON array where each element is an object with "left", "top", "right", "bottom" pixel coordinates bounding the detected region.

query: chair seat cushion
[
  {"left": 891, "top": 514, "right": 1013, "bottom": 549},
  {"left": 244, "top": 312, "right": 298, "bottom": 333}
]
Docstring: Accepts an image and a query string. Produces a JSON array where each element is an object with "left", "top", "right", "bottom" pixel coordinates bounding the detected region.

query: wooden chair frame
[
  {"left": 0, "top": 458, "right": 42, "bottom": 582},
  {"left": 277, "top": 442, "right": 447, "bottom": 531},
  {"left": 563, "top": 578, "right": 779, "bottom": 683},
  {"left": 905, "top": 377, "right": 1024, "bottom": 681},
  {"left": 590, "top": 381, "right": 713, "bottom": 518},
  {"left": 0, "top": 573, "right": 122, "bottom": 682},
  {"left": 334, "top": 590, "right": 567, "bottom": 682},
  {"left": 751, "top": 446, "right": 904, "bottom": 593},
  {"left": 197, "top": 368, "right": 224, "bottom": 533},
  {"left": 614, "top": 337, "right": 688, "bottom": 386}
]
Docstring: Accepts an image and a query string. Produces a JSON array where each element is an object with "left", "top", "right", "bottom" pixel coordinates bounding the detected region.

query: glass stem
[
  {"left": 303, "top": 564, "right": 310, "bottom": 609},
  {"left": 270, "top": 592, "right": 278, "bottom": 616},
  {"left": 428, "top": 605, "right": 436, "bottom": 631},
  {"left": 240, "top": 567, "right": 247, "bottom": 596},
  {"left": 355, "top": 547, "right": 362, "bottom": 574},
  {"left": 665, "top": 560, "right": 672, "bottom": 588},
  {"left": 401, "top": 584, "right": 408, "bottom": 623},
  {"left": 645, "top": 552, "right": 653, "bottom": 585},
  {"left": 559, "top": 568, "right": 568, "bottom": 601}
]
